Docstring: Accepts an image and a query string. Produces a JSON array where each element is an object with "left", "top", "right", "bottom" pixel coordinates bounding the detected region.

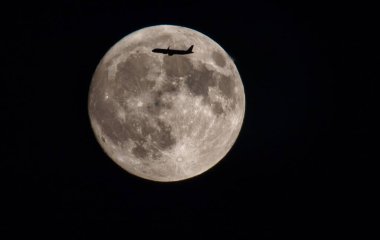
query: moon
[{"left": 88, "top": 25, "right": 245, "bottom": 182}]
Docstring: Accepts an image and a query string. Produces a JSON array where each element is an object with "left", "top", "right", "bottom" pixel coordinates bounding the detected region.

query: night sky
[{"left": 2, "top": 0, "right": 374, "bottom": 237}]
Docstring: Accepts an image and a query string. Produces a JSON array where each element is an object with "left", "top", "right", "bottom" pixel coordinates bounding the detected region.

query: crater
[
  {"left": 146, "top": 91, "right": 173, "bottom": 115},
  {"left": 185, "top": 65, "right": 216, "bottom": 103},
  {"left": 152, "top": 120, "right": 176, "bottom": 149},
  {"left": 163, "top": 56, "right": 193, "bottom": 78},
  {"left": 90, "top": 98, "right": 128, "bottom": 143},
  {"left": 127, "top": 116, "right": 176, "bottom": 160},
  {"left": 160, "top": 78, "right": 180, "bottom": 93},
  {"left": 218, "top": 75, "right": 235, "bottom": 99},
  {"left": 211, "top": 101, "right": 224, "bottom": 115},
  {"left": 212, "top": 51, "right": 226, "bottom": 67},
  {"left": 146, "top": 100, "right": 162, "bottom": 115},
  {"left": 132, "top": 144, "right": 148, "bottom": 159},
  {"left": 114, "top": 53, "right": 157, "bottom": 97}
]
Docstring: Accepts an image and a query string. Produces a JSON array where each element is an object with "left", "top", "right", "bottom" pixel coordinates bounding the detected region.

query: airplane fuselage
[{"left": 152, "top": 45, "right": 194, "bottom": 56}]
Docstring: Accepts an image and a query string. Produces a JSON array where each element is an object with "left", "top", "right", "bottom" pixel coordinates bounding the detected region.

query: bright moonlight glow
[{"left": 88, "top": 25, "right": 245, "bottom": 182}]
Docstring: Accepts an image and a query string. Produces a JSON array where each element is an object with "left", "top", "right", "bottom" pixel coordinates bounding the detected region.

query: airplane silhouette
[{"left": 152, "top": 45, "right": 194, "bottom": 56}]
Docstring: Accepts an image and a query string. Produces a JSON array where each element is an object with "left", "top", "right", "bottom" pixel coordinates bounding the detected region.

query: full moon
[{"left": 88, "top": 25, "right": 245, "bottom": 182}]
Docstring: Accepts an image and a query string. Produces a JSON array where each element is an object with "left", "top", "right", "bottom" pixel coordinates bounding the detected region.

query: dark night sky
[{"left": 2, "top": 0, "right": 375, "bottom": 238}]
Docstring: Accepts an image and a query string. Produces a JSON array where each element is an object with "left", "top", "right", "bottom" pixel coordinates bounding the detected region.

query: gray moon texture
[{"left": 88, "top": 25, "right": 245, "bottom": 182}]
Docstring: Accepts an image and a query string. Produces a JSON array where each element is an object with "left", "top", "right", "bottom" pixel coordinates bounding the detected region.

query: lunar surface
[{"left": 88, "top": 25, "right": 245, "bottom": 182}]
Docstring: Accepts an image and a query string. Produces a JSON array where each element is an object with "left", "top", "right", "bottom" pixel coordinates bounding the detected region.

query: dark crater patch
[
  {"left": 164, "top": 56, "right": 193, "bottom": 78},
  {"left": 217, "top": 74, "right": 238, "bottom": 110},
  {"left": 146, "top": 100, "right": 161, "bottom": 115},
  {"left": 211, "top": 101, "right": 224, "bottom": 115},
  {"left": 90, "top": 99, "right": 128, "bottom": 143},
  {"left": 161, "top": 78, "right": 180, "bottom": 93},
  {"left": 151, "top": 119, "right": 176, "bottom": 150},
  {"left": 132, "top": 144, "right": 148, "bottom": 159},
  {"left": 152, "top": 151, "right": 162, "bottom": 161},
  {"left": 146, "top": 91, "right": 173, "bottom": 115},
  {"left": 218, "top": 75, "right": 235, "bottom": 99},
  {"left": 185, "top": 65, "right": 216, "bottom": 103},
  {"left": 212, "top": 51, "right": 226, "bottom": 67},
  {"left": 114, "top": 53, "right": 156, "bottom": 97}
]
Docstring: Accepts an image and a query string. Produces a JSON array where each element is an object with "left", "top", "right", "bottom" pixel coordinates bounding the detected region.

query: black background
[{"left": 2, "top": 0, "right": 375, "bottom": 238}]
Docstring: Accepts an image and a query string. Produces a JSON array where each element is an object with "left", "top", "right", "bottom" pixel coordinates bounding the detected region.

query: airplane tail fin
[{"left": 187, "top": 45, "right": 194, "bottom": 53}]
